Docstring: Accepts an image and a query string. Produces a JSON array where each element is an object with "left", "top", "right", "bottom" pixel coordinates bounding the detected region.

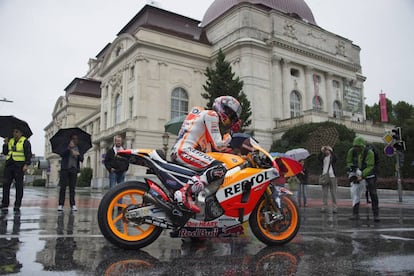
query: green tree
[
  {"left": 393, "top": 101, "right": 414, "bottom": 126},
  {"left": 202, "top": 48, "right": 252, "bottom": 130}
]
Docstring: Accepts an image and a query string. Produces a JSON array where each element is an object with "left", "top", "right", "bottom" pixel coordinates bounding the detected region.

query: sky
[{"left": 0, "top": 0, "right": 413, "bottom": 156}]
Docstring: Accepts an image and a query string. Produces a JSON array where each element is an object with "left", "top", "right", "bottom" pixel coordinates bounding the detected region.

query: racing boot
[{"left": 174, "top": 176, "right": 205, "bottom": 213}]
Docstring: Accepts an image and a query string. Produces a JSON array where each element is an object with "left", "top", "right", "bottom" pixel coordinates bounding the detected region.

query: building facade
[{"left": 44, "top": 1, "right": 387, "bottom": 188}]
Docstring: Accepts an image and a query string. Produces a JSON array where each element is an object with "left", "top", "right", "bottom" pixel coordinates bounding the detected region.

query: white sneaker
[
  {"left": 71, "top": 205, "right": 78, "bottom": 212},
  {"left": 57, "top": 205, "right": 63, "bottom": 212}
]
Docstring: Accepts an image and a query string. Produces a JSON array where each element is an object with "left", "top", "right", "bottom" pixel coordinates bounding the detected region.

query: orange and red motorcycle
[{"left": 98, "top": 134, "right": 301, "bottom": 249}]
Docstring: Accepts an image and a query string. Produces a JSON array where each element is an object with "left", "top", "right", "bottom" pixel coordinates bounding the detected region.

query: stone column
[
  {"left": 271, "top": 54, "right": 283, "bottom": 121},
  {"left": 281, "top": 59, "right": 291, "bottom": 118},
  {"left": 325, "top": 72, "right": 333, "bottom": 115},
  {"left": 304, "top": 66, "right": 314, "bottom": 111}
]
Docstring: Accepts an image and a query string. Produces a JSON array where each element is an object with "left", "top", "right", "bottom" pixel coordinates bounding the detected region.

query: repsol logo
[{"left": 224, "top": 172, "right": 269, "bottom": 198}]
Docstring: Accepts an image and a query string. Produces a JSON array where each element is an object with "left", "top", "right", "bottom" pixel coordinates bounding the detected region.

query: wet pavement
[{"left": 1, "top": 185, "right": 414, "bottom": 275}]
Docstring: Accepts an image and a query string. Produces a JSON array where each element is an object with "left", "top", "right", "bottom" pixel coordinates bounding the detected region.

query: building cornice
[{"left": 265, "top": 37, "right": 361, "bottom": 72}]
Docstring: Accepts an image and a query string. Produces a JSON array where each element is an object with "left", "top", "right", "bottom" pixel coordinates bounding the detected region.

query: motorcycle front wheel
[
  {"left": 97, "top": 181, "right": 163, "bottom": 250},
  {"left": 249, "top": 194, "right": 300, "bottom": 246}
]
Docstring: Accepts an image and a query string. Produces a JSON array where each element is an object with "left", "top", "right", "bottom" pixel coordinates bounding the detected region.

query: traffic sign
[
  {"left": 384, "top": 145, "right": 395, "bottom": 157},
  {"left": 383, "top": 133, "right": 393, "bottom": 144}
]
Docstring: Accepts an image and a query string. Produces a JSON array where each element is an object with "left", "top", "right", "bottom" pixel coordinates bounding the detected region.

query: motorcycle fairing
[{"left": 216, "top": 168, "right": 277, "bottom": 219}]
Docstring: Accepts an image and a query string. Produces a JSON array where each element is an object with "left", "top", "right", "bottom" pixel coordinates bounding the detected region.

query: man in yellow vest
[{"left": 2, "top": 127, "right": 32, "bottom": 214}]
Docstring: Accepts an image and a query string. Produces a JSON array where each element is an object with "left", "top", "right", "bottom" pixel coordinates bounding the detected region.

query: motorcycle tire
[
  {"left": 249, "top": 194, "right": 300, "bottom": 246},
  {"left": 98, "top": 181, "right": 163, "bottom": 250}
]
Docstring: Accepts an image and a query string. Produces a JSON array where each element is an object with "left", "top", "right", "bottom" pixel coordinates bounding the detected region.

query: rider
[{"left": 170, "top": 96, "right": 242, "bottom": 213}]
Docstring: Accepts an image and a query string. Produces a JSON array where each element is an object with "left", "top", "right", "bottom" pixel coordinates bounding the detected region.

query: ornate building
[{"left": 44, "top": 0, "right": 386, "bottom": 188}]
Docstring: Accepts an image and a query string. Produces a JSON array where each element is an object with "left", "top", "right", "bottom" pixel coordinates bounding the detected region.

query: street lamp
[{"left": 162, "top": 132, "right": 170, "bottom": 157}]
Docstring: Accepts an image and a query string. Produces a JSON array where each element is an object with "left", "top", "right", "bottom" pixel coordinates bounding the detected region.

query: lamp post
[{"left": 162, "top": 132, "right": 170, "bottom": 156}]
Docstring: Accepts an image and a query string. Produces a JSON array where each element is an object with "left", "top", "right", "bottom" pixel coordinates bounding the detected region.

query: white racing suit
[{"left": 170, "top": 107, "right": 230, "bottom": 209}]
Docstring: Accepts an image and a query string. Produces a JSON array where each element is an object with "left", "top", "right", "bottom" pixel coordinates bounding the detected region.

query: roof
[
  {"left": 117, "top": 5, "right": 209, "bottom": 44},
  {"left": 64, "top": 78, "right": 101, "bottom": 98},
  {"left": 201, "top": 0, "right": 317, "bottom": 27}
]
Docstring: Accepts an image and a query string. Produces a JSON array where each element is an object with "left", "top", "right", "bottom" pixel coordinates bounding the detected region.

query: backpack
[{"left": 352, "top": 145, "right": 379, "bottom": 174}]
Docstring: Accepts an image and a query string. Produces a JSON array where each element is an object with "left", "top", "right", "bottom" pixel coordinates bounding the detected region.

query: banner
[{"left": 379, "top": 93, "right": 388, "bottom": 122}]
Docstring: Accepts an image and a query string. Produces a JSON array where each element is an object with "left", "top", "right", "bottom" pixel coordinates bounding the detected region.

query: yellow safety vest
[{"left": 6, "top": 136, "right": 27, "bottom": 162}]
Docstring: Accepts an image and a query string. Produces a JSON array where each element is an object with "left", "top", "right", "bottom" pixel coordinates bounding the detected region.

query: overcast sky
[{"left": 0, "top": 0, "right": 413, "bottom": 156}]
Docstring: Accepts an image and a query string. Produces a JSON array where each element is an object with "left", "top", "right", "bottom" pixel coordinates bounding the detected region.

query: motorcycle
[{"left": 97, "top": 134, "right": 301, "bottom": 249}]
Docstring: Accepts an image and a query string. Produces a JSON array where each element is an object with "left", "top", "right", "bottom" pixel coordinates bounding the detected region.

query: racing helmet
[{"left": 212, "top": 96, "right": 242, "bottom": 128}]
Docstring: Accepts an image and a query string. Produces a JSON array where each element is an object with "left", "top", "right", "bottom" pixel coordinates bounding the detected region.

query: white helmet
[{"left": 212, "top": 96, "right": 242, "bottom": 127}]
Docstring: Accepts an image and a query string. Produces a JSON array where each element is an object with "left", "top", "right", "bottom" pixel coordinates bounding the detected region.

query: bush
[
  {"left": 77, "top": 167, "right": 93, "bottom": 187},
  {"left": 32, "top": 179, "right": 46, "bottom": 187}
]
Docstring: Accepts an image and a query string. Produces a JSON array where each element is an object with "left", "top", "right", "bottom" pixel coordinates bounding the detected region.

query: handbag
[
  {"left": 318, "top": 173, "right": 330, "bottom": 186},
  {"left": 319, "top": 162, "right": 332, "bottom": 186}
]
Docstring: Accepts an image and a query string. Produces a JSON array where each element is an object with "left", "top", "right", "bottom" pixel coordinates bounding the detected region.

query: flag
[{"left": 379, "top": 92, "right": 388, "bottom": 122}]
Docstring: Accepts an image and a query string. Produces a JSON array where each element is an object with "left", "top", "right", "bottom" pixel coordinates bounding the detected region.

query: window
[
  {"left": 130, "top": 65, "right": 135, "bottom": 79},
  {"left": 129, "top": 97, "right": 133, "bottom": 119},
  {"left": 171, "top": 87, "right": 188, "bottom": 118},
  {"left": 115, "top": 46, "right": 122, "bottom": 57},
  {"left": 332, "top": 80, "right": 340, "bottom": 88},
  {"left": 333, "top": 101, "right": 342, "bottom": 118},
  {"left": 290, "top": 91, "right": 301, "bottom": 118},
  {"left": 290, "top": 68, "right": 300, "bottom": 77},
  {"left": 114, "top": 94, "right": 122, "bottom": 124},
  {"left": 313, "top": 96, "right": 323, "bottom": 111}
]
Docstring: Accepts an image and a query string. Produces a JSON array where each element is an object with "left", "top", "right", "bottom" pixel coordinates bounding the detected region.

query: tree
[
  {"left": 202, "top": 48, "right": 252, "bottom": 130},
  {"left": 393, "top": 101, "right": 414, "bottom": 126}
]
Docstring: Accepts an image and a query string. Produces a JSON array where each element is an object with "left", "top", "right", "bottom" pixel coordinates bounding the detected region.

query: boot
[
  {"left": 349, "top": 203, "right": 360, "bottom": 220},
  {"left": 174, "top": 176, "right": 204, "bottom": 213}
]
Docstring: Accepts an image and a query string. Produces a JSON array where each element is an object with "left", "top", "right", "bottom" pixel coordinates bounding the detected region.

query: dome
[{"left": 201, "top": 0, "right": 316, "bottom": 27}]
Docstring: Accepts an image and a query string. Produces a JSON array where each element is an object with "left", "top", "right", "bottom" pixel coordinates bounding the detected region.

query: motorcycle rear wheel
[
  {"left": 98, "top": 181, "right": 163, "bottom": 250},
  {"left": 249, "top": 195, "right": 300, "bottom": 245}
]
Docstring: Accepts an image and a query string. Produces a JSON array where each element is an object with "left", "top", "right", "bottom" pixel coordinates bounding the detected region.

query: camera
[{"left": 347, "top": 166, "right": 361, "bottom": 183}]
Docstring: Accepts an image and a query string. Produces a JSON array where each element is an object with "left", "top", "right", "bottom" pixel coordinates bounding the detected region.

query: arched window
[
  {"left": 171, "top": 87, "right": 188, "bottom": 118},
  {"left": 114, "top": 94, "right": 122, "bottom": 124},
  {"left": 290, "top": 91, "right": 301, "bottom": 118},
  {"left": 333, "top": 101, "right": 342, "bottom": 119},
  {"left": 313, "top": 96, "right": 323, "bottom": 111}
]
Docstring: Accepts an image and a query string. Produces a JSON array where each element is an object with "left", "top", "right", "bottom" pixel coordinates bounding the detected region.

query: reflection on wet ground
[{"left": 0, "top": 186, "right": 413, "bottom": 275}]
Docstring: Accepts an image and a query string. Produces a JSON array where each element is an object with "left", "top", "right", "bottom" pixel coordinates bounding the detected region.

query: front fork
[{"left": 263, "top": 184, "right": 293, "bottom": 223}]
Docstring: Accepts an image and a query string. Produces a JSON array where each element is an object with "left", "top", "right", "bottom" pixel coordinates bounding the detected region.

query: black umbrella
[
  {"left": 0, "top": 115, "right": 33, "bottom": 138},
  {"left": 50, "top": 127, "right": 92, "bottom": 157}
]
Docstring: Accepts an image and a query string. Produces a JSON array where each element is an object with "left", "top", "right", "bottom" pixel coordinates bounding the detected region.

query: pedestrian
[
  {"left": 104, "top": 135, "right": 129, "bottom": 189},
  {"left": 1, "top": 127, "right": 32, "bottom": 214},
  {"left": 346, "top": 136, "right": 379, "bottom": 222},
  {"left": 318, "top": 146, "right": 338, "bottom": 213},
  {"left": 297, "top": 159, "right": 308, "bottom": 207},
  {"left": 57, "top": 133, "right": 83, "bottom": 212}
]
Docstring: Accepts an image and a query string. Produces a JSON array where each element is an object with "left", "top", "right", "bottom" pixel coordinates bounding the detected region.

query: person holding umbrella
[
  {"left": 2, "top": 126, "right": 32, "bottom": 214},
  {"left": 50, "top": 127, "right": 91, "bottom": 212},
  {"left": 57, "top": 133, "right": 84, "bottom": 212}
]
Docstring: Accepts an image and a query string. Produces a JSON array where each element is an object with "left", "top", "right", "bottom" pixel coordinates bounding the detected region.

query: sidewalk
[
  {"left": 303, "top": 184, "right": 414, "bottom": 208},
  {"left": 16, "top": 184, "right": 414, "bottom": 210}
]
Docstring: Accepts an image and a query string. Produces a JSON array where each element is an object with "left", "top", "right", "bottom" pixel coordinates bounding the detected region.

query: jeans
[
  {"left": 366, "top": 177, "right": 379, "bottom": 216},
  {"left": 322, "top": 177, "right": 337, "bottom": 209},
  {"left": 297, "top": 183, "right": 307, "bottom": 206},
  {"left": 2, "top": 164, "right": 25, "bottom": 208},
  {"left": 109, "top": 171, "right": 126, "bottom": 189},
  {"left": 58, "top": 169, "right": 77, "bottom": 207}
]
